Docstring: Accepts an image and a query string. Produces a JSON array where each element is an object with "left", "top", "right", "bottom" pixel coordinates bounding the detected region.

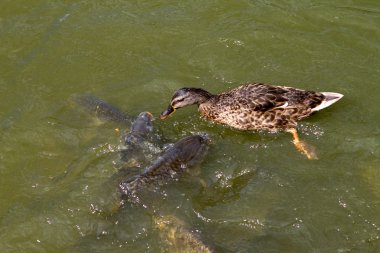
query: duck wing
[
  {"left": 237, "top": 83, "right": 333, "bottom": 112},
  {"left": 226, "top": 83, "right": 289, "bottom": 112}
]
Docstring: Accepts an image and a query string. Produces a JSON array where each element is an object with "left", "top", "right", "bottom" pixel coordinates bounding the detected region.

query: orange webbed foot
[
  {"left": 288, "top": 128, "right": 318, "bottom": 160},
  {"left": 293, "top": 139, "right": 318, "bottom": 160}
]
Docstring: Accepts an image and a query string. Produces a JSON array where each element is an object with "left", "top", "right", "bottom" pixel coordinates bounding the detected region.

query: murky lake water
[{"left": 1, "top": 1, "right": 380, "bottom": 252}]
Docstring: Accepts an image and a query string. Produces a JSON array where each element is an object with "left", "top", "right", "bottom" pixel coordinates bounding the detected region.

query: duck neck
[{"left": 192, "top": 88, "right": 213, "bottom": 105}]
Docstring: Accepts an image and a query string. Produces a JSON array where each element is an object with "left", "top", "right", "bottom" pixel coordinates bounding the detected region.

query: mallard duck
[{"left": 160, "top": 83, "right": 344, "bottom": 159}]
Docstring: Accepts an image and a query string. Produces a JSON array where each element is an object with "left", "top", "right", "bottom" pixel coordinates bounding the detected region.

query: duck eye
[{"left": 172, "top": 98, "right": 185, "bottom": 105}]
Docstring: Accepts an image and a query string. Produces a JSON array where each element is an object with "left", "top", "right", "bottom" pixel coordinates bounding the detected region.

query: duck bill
[{"left": 160, "top": 105, "right": 176, "bottom": 120}]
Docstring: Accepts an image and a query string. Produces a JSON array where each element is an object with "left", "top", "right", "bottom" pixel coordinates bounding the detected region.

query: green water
[{"left": 1, "top": 1, "right": 380, "bottom": 252}]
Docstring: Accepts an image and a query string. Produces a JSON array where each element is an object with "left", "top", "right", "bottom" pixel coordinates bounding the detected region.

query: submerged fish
[
  {"left": 124, "top": 111, "right": 154, "bottom": 144},
  {"left": 70, "top": 93, "right": 132, "bottom": 126},
  {"left": 119, "top": 135, "right": 209, "bottom": 200},
  {"left": 120, "top": 111, "right": 157, "bottom": 164},
  {"left": 70, "top": 93, "right": 157, "bottom": 164},
  {"left": 70, "top": 94, "right": 213, "bottom": 250},
  {"left": 154, "top": 215, "right": 214, "bottom": 253}
]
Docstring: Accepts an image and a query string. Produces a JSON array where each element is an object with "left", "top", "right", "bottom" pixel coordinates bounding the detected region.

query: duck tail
[{"left": 312, "top": 92, "right": 344, "bottom": 112}]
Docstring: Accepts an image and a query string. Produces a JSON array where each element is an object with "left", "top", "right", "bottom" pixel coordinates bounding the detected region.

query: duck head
[{"left": 160, "top": 88, "right": 212, "bottom": 119}]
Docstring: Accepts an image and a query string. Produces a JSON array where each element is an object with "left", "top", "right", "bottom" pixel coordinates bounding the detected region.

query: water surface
[{"left": 1, "top": 1, "right": 380, "bottom": 252}]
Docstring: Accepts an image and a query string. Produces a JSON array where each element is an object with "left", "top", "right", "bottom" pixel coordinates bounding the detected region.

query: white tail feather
[{"left": 312, "top": 92, "right": 344, "bottom": 112}]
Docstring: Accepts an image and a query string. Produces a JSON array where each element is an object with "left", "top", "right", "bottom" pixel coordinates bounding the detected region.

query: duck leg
[{"left": 288, "top": 128, "right": 318, "bottom": 160}]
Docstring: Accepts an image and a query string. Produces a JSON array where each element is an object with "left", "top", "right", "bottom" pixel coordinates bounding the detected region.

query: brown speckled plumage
[
  {"left": 198, "top": 83, "right": 324, "bottom": 132},
  {"left": 160, "top": 83, "right": 343, "bottom": 159},
  {"left": 161, "top": 83, "right": 343, "bottom": 133}
]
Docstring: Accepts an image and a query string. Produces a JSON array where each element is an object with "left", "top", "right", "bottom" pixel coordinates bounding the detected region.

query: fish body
[
  {"left": 119, "top": 135, "right": 209, "bottom": 198},
  {"left": 154, "top": 215, "right": 214, "bottom": 253},
  {"left": 120, "top": 111, "right": 156, "bottom": 164},
  {"left": 70, "top": 93, "right": 132, "bottom": 126}
]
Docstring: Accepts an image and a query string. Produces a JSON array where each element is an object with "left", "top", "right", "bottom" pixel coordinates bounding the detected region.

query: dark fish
[
  {"left": 126, "top": 111, "right": 154, "bottom": 143},
  {"left": 120, "top": 111, "right": 156, "bottom": 164},
  {"left": 70, "top": 94, "right": 132, "bottom": 126},
  {"left": 119, "top": 135, "right": 209, "bottom": 199},
  {"left": 70, "top": 94, "right": 156, "bottom": 164}
]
